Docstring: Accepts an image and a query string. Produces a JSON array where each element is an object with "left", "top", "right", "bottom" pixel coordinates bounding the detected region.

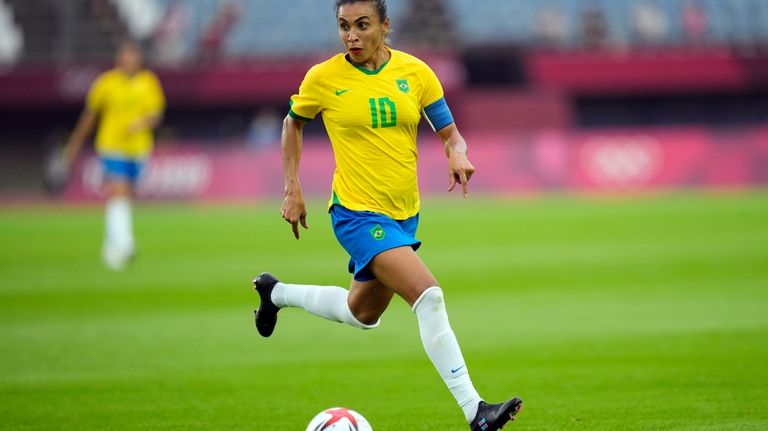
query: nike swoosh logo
[
  {"left": 335, "top": 89, "right": 351, "bottom": 96},
  {"left": 451, "top": 365, "right": 466, "bottom": 374}
]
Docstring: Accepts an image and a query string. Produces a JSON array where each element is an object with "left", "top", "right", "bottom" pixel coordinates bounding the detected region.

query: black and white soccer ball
[{"left": 305, "top": 407, "right": 373, "bottom": 431}]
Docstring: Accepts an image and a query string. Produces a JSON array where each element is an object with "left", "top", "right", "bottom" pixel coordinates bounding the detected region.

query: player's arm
[
  {"left": 64, "top": 73, "right": 107, "bottom": 165},
  {"left": 437, "top": 123, "right": 475, "bottom": 198},
  {"left": 420, "top": 67, "right": 474, "bottom": 197},
  {"left": 280, "top": 115, "right": 309, "bottom": 239},
  {"left": 63, "top": 109, "right": 98, "bottom": 165}
]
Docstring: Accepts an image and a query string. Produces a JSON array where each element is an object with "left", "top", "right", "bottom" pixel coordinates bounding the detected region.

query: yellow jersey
[
  {"left": 86, "top": 68, "right": 165, "bottom": 159},
  {"left": 289, "top": 49, "right": 449, "bottom": 220}
]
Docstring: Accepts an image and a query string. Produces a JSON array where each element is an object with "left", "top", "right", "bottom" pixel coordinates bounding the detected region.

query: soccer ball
[{"left": 305, "top": 407, "right": 373, "bottom": 431}]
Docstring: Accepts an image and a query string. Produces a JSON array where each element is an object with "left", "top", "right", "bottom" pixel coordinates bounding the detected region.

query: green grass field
[{"left": 1, "top": 192, "right": 767, "bottom": 430}]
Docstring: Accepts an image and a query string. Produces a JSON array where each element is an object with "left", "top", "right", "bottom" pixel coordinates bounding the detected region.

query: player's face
[
  {"left": 116, "top": 44, "right": 143, "bottom": 75},
  {"left": 337, "top": 2, "right": 389, "bottom": 63}
]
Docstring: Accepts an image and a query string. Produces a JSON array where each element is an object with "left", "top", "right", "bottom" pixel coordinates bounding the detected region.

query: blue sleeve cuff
[{"left": 423, "top": 97, "right": 454, "bottom": 132}]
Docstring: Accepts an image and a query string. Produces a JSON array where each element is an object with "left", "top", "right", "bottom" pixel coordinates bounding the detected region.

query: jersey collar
[{"left": 345, "top": 49, "right": 393, "bottom": 76}]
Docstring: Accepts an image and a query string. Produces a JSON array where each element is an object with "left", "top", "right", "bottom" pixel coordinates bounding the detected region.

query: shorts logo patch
[{"left": 370, "top": 224, "right": 386, "bottom": 241}]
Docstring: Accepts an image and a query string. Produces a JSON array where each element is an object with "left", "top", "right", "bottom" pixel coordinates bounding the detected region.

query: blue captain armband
[{"left": 423, "top": 97, "right": 455, "bottom": 132}]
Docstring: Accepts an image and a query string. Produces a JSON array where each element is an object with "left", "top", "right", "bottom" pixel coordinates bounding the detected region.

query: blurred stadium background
[
  {"left": 0, "top": 0, "right": 767, "bottom": 198},
  {"left": 1, "top": 1, "right": 767, "bottom": 430}
]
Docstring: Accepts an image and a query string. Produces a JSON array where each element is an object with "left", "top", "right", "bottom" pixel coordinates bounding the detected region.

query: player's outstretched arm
[
  {"left": 280, "top": 115, "right": 309, "bottom": 239},
  {"left": 437, "top": 123, "right": 475, "bottom": 198},
  {"left": 63, "top": 110, "right": 98, "bottom": 165}
]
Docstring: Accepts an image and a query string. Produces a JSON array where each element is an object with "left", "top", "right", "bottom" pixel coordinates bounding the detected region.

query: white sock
[
  {"left": 413, "top": 286, "right": 482, "bottom": 423},
  {"left": 271, "top": 282, "right": 379, "bottom": 329},
  {"left": 104, "top": 197, "right": 134, "bottom": 257}
]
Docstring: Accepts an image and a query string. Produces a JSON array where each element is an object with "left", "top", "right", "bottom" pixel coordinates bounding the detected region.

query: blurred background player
[{"left": 63, "top": 40, "right": 165, "bottom": 270}]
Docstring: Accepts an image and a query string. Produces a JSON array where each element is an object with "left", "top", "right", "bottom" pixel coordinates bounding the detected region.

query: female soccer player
[
  {"left": 64, "top": 41, "right": 165, "bottom": 270},
  {"left": 253, "top": 1, "right": 522, "bottom": 429}
]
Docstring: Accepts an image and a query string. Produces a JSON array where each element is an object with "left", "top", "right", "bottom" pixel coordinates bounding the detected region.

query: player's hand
[
  {"left": 280, "top": 189, "right": 309, "bottom": 239},
  {"left": 43, "top": 145, "right": 72, "bottom": 196},
  {"left": 62, "top": 143, "right": 77, "bottom": 168},
  {"left": 447, "top": 150, "right": 475, "bottom": 198}
]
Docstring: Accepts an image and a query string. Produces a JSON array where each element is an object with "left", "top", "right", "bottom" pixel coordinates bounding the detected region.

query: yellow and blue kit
[
  {"left": 87, "top": 68, "right": 165, "bottom": 162},
  {"left": 288, "top": 49, "right": 455, "bottom": 280}
]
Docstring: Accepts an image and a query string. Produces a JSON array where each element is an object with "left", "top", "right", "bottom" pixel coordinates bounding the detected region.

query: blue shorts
[
  {"left": 330, "top": 205, "right": 421, "bottom": 282},
  {"left": 101, "top": 158, "right": 145, "bottom": 183}
]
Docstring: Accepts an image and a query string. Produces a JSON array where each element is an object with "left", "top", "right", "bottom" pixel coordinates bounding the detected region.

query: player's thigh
[
  {"left": 347, "top": 278, "right": 394, "bottom": 324},
  {"left": 369, "top": 246, "right": 438, "bottom": 307},
  {"left": 102, "top": 158, "right": 142, "bottom": 198},
  {"left": 105, "top": 179, "right": 133, "bottom": 198}
]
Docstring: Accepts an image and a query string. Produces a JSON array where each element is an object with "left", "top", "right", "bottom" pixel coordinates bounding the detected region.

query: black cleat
[
  {"left": 470, "top": 398, "right": 523, "bottom": 431},
  {"left": 253, "top": 272, "right": 281, "bottom": 337}
]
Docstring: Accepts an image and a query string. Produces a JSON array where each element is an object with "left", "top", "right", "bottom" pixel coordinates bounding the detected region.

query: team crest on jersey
[
  {"left": 396, "top": 79, "right": 409, "bottom": 94},
  {"left": 370, "top": 224, "right": 386, "bottom": 240}
]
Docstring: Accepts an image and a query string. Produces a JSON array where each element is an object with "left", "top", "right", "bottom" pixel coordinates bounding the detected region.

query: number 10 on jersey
[{"left": 369, "top": 97, "right": 397, "bottom": 129}]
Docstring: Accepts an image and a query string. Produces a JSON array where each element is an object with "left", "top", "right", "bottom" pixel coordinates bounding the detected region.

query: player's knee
[
  {"left": 106, "top": 181, "right": 133, "bottom": 198},
  {"left": 403, "top": 276, "right": 440, "bottom": 305},
  {"left": 412, "top": 286, "right": 444, "bottom": 312},
  {"left": 346, "top": 306, "right": 381, "bottom": 330},
  {"left": 353, "top": 308, "right": 382, "bottom": 327}
]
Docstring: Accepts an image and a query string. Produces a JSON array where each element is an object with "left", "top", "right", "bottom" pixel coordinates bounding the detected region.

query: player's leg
[
  {"left": 102, "top": 170, "right": 136, "bottom": 271},
  {"left": 367, "top": 246, "right": 437, "bottom": 306},
  {"left": 253, "top": 274, "right": 392, "bottom": 337},
  {"left": 368, "top": 246, "right": 481, "bottom": 422},
  {"left": 370, "top": 246, "right": 522, "bottom": 428},
  {"left": 347, "top": 277, "right": 394, "bottom": 325},
  {"left": 254, "top": 205, "right": 402, "bottom": 336}
]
